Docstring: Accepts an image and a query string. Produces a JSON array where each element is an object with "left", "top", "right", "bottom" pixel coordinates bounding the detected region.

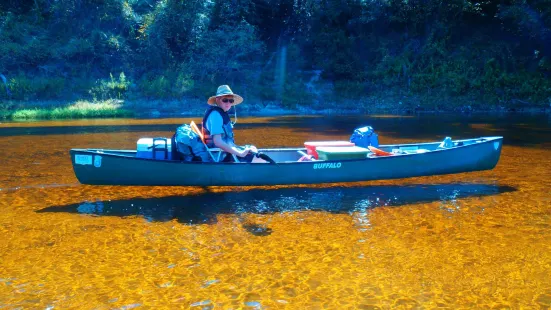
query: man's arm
[{"left": 212, "top": 135, "right": 250, "bottom": 157}]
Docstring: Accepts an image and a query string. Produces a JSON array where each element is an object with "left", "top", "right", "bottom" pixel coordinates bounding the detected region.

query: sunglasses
[{"left": 221, "top": 98, "right": 234, "bottom": 104}]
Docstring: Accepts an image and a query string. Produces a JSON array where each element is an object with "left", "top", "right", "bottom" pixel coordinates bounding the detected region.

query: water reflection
[
  {"left": 39, "top": 183, "right": 515, "bottom": 224},
  {"left": 2, "top": 114, "right": 550, "bottom": 147}
]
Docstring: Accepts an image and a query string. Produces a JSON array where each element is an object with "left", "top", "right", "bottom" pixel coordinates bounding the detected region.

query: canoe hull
[{"left": 70, "top": 137, "right": 503, "bottom": 186}]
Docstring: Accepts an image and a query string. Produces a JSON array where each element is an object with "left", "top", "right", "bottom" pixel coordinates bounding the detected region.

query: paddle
[
  {"left": 252, "top": 151, "right": 277, "bottom": 164},
  {"left": 368, "top": 146, "right": 393, "bottom": 156},
  {"left": 297, "top": 150, "right": 315, "bottom": 161}
]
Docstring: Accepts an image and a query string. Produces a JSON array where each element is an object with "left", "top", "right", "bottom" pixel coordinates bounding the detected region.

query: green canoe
[{"left": 70, "top": 136, "right": 503, "bottom": 186}]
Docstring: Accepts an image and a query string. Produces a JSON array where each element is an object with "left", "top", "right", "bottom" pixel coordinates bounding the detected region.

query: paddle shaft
[{"left": 251, "top": 150, "right": 277, "bottom": 164}]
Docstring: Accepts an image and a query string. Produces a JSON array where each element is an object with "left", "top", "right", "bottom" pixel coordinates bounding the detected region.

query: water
[{"left": 0, "top": 114, "right": 550, "bottom": 308}]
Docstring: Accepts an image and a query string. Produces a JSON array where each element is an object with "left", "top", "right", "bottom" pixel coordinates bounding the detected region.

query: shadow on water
[{"left": 38, "top": 183, "right": 516, "bottom": 227}]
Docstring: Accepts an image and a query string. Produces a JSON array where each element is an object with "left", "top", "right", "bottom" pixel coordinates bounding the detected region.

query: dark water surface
[{"left": 1, "top": 114, "right": 550, "bottom": 309}]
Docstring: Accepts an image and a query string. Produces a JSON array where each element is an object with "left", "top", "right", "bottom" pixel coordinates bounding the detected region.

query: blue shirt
[{"left": 205, "top": 110, "right": 234, "bottom": 145}]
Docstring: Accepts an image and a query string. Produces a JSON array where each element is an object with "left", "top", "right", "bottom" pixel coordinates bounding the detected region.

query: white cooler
[{"left": 136, "top": 137, "right": 173, "bottom": 160}]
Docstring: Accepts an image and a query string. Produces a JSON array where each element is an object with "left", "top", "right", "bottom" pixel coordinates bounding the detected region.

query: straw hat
[{"left": 207, "top": 85, "right": 243, "bottom": 106}]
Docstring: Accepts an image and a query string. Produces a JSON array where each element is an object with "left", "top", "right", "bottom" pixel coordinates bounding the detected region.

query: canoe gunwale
[{"left": 71, "top": 136, "right": 503, "bottom": 165}]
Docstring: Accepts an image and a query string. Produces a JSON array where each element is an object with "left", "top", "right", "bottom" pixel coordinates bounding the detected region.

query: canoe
[{"left": 70, "top": 136, "right": 503, "bottom": 186}]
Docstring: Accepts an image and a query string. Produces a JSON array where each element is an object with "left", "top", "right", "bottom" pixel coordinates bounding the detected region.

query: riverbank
[
  {"left": 0, "top": 100, "right": 132, "bottom": 120},
  {"left": 1, "top": 96, "right": 550, "bottom": 121},
  {"left": 123, "top": 94, "right": 551, "bottom": 117}
]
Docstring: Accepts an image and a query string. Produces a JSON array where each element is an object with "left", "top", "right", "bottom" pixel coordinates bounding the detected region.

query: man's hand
[
  {"left": 238, "top": 146, "right": 251, "bottom": 158},
  {"left": 238, "top": 145, "right": 258, "bottom": 157}
]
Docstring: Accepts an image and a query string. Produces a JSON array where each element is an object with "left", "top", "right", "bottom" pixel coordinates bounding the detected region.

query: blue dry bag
[{"left": 350, "top": 126, "right": 379, "bottom": 148}]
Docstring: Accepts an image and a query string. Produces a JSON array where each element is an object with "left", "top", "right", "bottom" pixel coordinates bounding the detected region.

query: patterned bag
[{"left": 174, "top": 124, "right": 210, "bottom": 162}]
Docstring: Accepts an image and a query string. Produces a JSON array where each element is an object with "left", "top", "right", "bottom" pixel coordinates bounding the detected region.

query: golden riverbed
[{"left": 1, "top": 115, "right": 550, "bottom": 309}]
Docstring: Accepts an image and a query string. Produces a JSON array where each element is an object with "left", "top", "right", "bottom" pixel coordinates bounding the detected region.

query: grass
[{"left": 1, "top": 100, "right": 134, "bottom": 120}]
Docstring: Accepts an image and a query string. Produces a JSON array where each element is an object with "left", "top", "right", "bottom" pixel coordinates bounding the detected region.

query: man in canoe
[{"left": 202, "top": 85, "right": 258, "bottom": 162}]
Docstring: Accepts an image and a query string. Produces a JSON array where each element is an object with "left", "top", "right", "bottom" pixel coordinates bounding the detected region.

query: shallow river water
[{"left": 0, "top": 114, "right": 550, "bottom": 309}]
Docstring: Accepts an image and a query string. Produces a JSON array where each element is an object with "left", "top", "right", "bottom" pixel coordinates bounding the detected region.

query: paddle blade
[
  {"left": 255, "top": 152, "right": 277, "bottom": 164},
  {"left": 368, "top": 146, "right": 393, "bottom": 156}
]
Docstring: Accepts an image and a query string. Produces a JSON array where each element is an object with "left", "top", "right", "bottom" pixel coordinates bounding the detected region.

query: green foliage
[
  {"left": 186, "top": 21, "right": 265, "bottom": 86},
  {"left": 0, "top": 74, "right": 66, "bottom": 100},
  {"left": 402, "top": 50, "right": 551, "bottom": 107},
  {"left": 281, "top": 78, "right": 311, "bottom": 109},
  {"left": 9, "top": 100, "right": 133, "bottom": 120},
  {"left": 89, "top": 73, "right": 131, "bottom": 100},
  {"left": 311, "top": 25, "right": 363, "bottom": 80},
  {"left": 333, "top": 80, "right": 368, "bottom": 100},
  {"left": 2, "top": 0, "right": 551, "bottom": 112},
  {"left": 0, "top": 100, "right": 14, "bottom": 119},
  {"left": 256, "top": 84, "right": 278, "bottom": 106},
  {"left": 137, "top": 71, "right": 195, "bottom": 99}
]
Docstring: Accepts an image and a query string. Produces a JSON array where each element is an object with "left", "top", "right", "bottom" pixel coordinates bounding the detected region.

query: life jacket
[{"left": 202, "top": 106, "right": 235, "bottom": 148}]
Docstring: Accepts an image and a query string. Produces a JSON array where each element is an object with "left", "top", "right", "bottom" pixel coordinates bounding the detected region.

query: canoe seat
[{"left": 190, "top": 121, "right": 237, "bottom": 162}]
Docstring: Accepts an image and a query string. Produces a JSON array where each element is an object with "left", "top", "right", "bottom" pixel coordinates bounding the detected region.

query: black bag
[{"left": 350, "top": 126, "right": 379, "bottom": 148}]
